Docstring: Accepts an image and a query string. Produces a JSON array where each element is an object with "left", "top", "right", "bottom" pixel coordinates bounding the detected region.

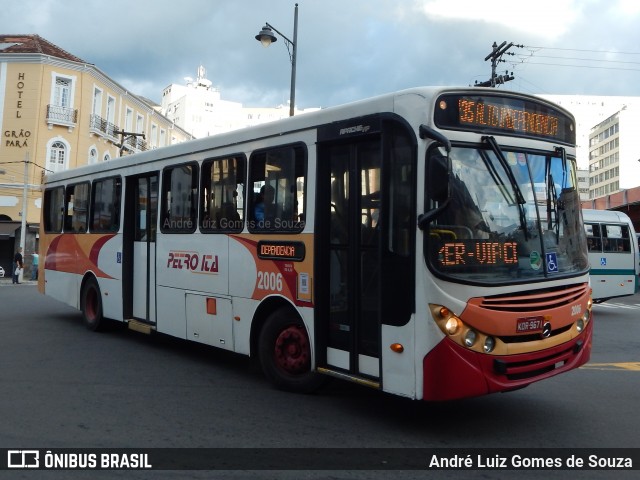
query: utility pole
[
  {"left": 475, "top": 41, "right": 522, "bottom": 87},
  {"left": 114, "top": 129, "right": 145, "bottom": 156},
  {"left": 20, "top": 151, "right": 29, "bottom": 255}
]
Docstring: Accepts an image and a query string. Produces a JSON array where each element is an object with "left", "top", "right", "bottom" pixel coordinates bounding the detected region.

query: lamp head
[{"left": 255, "top": 25, "right": 277, "bottom": 47}]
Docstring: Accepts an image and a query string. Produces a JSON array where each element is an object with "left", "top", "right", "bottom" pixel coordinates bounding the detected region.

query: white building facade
[
  {"left": 588, "top": 106, "right": 640, "bottom": 200},
  {"left": 161, "top": 65, "right": 319, "bottom": 139},
  {"left": 540, "top": 95, "right": 640, "bottom": 200}
]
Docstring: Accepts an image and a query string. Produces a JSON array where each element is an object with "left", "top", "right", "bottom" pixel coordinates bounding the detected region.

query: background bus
[
  {"left": 582, "top": 209, "right": 640, "bottom": 303},
  {"left": 39, "top": 87, "right": 593, "bottom": 401}
]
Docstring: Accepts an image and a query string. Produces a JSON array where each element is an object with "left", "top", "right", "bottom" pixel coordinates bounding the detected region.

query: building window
[
  {"left": 47, "top": 73, "right": 77, "bottom": 126},
  {"left": 150, "top": 124, "right": 158, "bottom": 148},
  {"left": 92, "top": 87, "right": 103, "bottom": 116},
  {"left": 125, "top": 107, "right": 133, "bottom": 131},
  {"left": 54, "top": 77, "right": 72, "bottom": 108},
  {"left": 89, "top": 147, "right": 98, "bottom": 165},
  {"left": 106, "top": 96, "right": 116, "bottom": 125},
  {"left": 103, "top": 153, "right": 111, "bottom": 162},
  {"left": 136, "top": 114, "right": 144, "bottom": 134},
  {"left": 48, "top": 140, "right": 67, "bottom": 172}
]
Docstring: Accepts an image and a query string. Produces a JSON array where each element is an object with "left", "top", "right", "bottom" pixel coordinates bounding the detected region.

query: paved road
[{"left": 1, "top": 285, "right": 639, "bottom": 479}]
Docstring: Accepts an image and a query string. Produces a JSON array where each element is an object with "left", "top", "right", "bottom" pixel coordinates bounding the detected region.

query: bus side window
[
  {"left": 200, "top": 155, "right": 245, "bottom": 232},
  {"left": 161, "top": 163, "right": 198, "bottom": 233},
  {"left": 249, "top": 144, "right": 306, "bottom": 233},
  {"left": 90, "top": 177, "right": 122, "bottom": 233},
  {"left": 603, "top": 224, "right": 630, "bottom": 253},
  {"left": 64, "top": 182, "right": 90, "bottom": 233},
  {"left": 44, "top": 187, "right": 65, "bottom": 233},
  {"left": 585, "top": 223, "right": 602, "bottom": 252}
]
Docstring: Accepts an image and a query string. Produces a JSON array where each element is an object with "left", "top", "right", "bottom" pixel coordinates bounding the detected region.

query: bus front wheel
[
  {"left": 81, "top": 277, "right": 104, "bottom": 331},
  {"left": 258, "top": 308, "right": 326, "bottom": 393}
]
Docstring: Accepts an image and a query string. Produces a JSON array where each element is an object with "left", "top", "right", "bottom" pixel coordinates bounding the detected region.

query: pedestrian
[
  {"left": 12, "top": 247, "right": 23, "bottom": 284},
  {"left": 31, "top": 252, "right": 39, "bottom": 281}
]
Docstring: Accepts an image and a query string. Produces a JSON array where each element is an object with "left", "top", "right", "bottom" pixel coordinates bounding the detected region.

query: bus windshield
[{"left": 425, "top": 143, "right": 589, "bottom": 284}]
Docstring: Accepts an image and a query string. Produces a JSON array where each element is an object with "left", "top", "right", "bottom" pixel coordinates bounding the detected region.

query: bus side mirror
[
  {"left": 428, "top": 152, "right": 450, "bottom": 203},
  {"left": 418, "top": 125, "right": 452, "bottom": 230},
  {"left": 418, "top": 151, "right": 451, "bottom": 229},
  {"left": 420, "top": 124, "right": 451, "bottom": 202}
]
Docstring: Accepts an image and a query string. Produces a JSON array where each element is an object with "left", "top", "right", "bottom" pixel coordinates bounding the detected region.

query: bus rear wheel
[
  {"left": 81, "top": 277, "right": 104, "bottom": 331},
  {"left": 258, "top": 308, "right": 326, "bottom": 393}
]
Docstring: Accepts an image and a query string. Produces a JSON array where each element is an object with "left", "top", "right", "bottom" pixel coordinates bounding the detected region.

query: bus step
[
  {"left": 317, "top": 367, "right": 381, "bottom": 389},
  {"left": 127, "top": 319, "right": 154, "bottom": 335}
]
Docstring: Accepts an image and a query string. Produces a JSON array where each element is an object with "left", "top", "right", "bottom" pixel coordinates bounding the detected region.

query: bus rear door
[{"left": 123, "top": 173, "right": 158, "bottom": 324}]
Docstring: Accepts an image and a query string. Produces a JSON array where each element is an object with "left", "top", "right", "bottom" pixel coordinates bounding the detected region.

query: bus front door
[
  {"left": 124, "top": 174, "right": 158, "bottom": 324},
  {"left": 318, "top": 139, "right": 382, "bottom": 381}
]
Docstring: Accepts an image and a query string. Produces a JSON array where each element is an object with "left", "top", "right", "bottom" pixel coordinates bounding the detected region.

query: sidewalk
[{"left": 0, "top": 276, "right": 38, "bottom": 286}]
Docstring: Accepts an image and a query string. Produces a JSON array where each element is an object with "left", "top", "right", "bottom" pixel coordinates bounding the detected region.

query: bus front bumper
[{"left": 422, "top": 320, "right": 593, "bottom": 401}]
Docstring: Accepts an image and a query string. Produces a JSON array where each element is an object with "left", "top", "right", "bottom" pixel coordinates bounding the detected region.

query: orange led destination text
[
  {"left": 459, "top": 99, "right": 559, "bottom": 137},
  {"left": 439, "top": 241, "right": 518, "bottom": 266}
]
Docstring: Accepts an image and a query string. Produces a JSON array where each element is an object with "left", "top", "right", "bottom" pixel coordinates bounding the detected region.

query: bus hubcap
[{"left": 274, "top": 326, "right": 309, "bottom": 374}]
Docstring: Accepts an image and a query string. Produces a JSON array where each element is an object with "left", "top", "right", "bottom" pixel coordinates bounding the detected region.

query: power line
[
  {"left": 524, "top": 46, "right": 640, "bottom": 56},
  {"left": 512, "top": 45, "right": 640, "bottom": 74},
  {"left": 524, "top": 54, "right": 640, "bottom": 66},
  {"left": 515, "top": 61, "right": 640, "bottom": 73}
]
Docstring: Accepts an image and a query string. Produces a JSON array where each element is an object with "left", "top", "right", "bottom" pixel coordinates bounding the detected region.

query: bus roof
[
  {"left": 582, "top": 209, "right": 634, "bottom": 224},
  {"left": 43, "top": 85, "right": 574, "bottom": 185}
]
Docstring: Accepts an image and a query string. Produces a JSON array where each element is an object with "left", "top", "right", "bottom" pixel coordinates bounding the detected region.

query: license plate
[{"left": 516, "top": 316, "right": 543, "bottom": 333}]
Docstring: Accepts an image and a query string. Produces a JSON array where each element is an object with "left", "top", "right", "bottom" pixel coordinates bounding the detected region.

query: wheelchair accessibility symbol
[
  {"left": 546, "top": 252, "right": 558, "bottom": 273},
  {"left": 600, "top": 257, "right": 607, "bottom": 266}
]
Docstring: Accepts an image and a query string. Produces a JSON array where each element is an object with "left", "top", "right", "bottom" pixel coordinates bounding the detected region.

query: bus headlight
[
  {"left": 445, "top": 317, "right": 460, "bottom": 335},
  {"left": 483, "top": 336, "right": 495, "bottom": 353},
  {"left": 576, "top": 318, "right": 584, "bottom": 333},
  {"left": 464, "top": 329, "right": 477, "bottom": 348},
  {"left": 582, "top": 309, "right": 591, "bottom": 323}
]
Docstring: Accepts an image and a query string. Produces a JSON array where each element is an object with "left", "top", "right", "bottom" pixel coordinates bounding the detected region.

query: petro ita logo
[{"left": 8, "top": 450, "right": 39, "bottom": 468}]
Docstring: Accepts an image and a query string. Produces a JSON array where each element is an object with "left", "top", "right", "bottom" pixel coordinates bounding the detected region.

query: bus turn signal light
[{"left": 390, "top": 343, "right": 404, "bottom": 353}]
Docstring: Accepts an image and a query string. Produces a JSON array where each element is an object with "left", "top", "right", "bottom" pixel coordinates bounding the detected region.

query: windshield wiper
[
  {"left": 547, "top": 172, "right": 560, "bottom": 241},
  {"left": 548, "top": 147, "right": 568, "bottom": 242},
  {"left": 481, "top": 136, "right": 529, "bottom": 240}
]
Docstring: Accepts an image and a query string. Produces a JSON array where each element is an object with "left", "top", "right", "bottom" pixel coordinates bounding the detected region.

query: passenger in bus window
[
  {"left": 587, "top": 237, "right": 601, "bottom": 252},
  {"left": 254, "top": 184, "right": 275, "bottom": 223}
]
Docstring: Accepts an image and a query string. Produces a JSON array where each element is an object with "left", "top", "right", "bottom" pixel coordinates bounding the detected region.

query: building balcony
[
  {"left": 46, "top": 104, "right": 78, "bottom": 131},
  {"left": 89, "top": 114, "right": 119, "bottom": 142}
]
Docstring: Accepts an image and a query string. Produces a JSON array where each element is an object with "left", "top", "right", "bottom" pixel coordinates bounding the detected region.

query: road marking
[
  {"left": 581, "top": 362, "right": 640, "bottom": 371},
  {"left": 593, "top": 303, "right": 640, "bottom": 310}
]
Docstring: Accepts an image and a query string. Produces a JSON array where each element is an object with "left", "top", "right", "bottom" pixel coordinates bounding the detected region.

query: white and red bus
[{"left": 39, "top": 87, "right": 593, "bottom": 401}]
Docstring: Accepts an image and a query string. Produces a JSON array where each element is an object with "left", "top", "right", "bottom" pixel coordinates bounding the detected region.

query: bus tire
[
  {"left": 258, "top": 308, "right": 326, "bottom": 393},
  {"left": 81, "top": 277, "right": 104, "bottom": 331}
]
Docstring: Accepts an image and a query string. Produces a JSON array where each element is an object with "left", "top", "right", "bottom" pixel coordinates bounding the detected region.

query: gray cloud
[{"left": 3, "top": 0, "right": 640, "bottom": 108}]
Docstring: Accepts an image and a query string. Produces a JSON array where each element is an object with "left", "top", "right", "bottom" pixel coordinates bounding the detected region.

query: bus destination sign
[
  {"left": 434, "top": 94, "right": 575, "bottom": 144},
  {"left": 257, "top": 241, "right": 306, "bottom": 262},
  {"left": 438, "top": 240, "right": 519, "bottom": 268}
]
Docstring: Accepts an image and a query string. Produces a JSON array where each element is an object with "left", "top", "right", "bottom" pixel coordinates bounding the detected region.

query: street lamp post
[{"left": 255, "top": 3, "right": 298, "bottom": 117}]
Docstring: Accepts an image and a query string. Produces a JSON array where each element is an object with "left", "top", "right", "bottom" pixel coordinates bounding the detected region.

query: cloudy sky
[{"left": 3, "top": 0, "right": 640, "bottom": 109}]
